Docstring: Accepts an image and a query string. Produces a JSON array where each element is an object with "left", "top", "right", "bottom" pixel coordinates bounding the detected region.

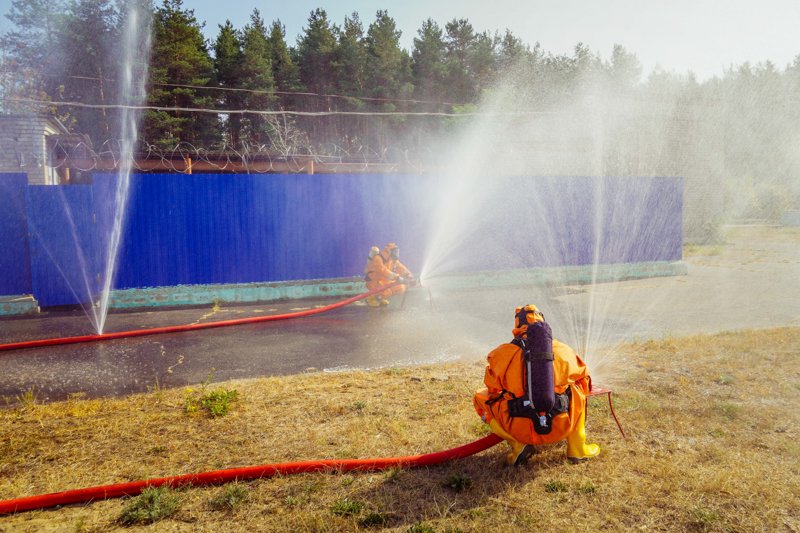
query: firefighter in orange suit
[
  {"left": 473, "top": 304, "right": 600, "bottom": 465},
  {"left": 363, "top": 243, "right": 414, "bottom": 307}
]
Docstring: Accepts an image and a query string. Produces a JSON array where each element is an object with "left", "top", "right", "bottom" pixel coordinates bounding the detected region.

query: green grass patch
[
  {"left": 185, "top": 388, "right": 239, "bottom": 418},
  {"left": 406, "top": 524, "right": 437, "bottom": 533},
  {"left": 360, "top": 511, "right": 391, "bottom": 527},
  {"left": 544, "top": 480, "right": 569, "bottom": 493},
  {"left": 331, "top": 498, "right": 364, "bottom": 517},
  {"left": 16, "top": 387, "right": 38, "bottom": 410},
  {"left": 715, "top": 401, "right": 741, "bottom": 421},
  {"left": 691, "top": 506, "right": 723, "bottom": 527},
  {"left": 715, "top": 374, "right": 735, "bottom": 385},
  {"left": 119, "top": 486, "right": 182, "bottom": 525},
  {"left": 444, "top": 473, "right": 473, "bottom": 492},
  {"left": 209, "top": 482, "right": 249, "bottom": 511}
]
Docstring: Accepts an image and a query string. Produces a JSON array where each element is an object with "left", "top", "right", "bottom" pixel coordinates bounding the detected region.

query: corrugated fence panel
[
  {"left": 445, "top": 175, "right": 683, "bottom": 272},
  {"left": 599, "top": 176, "right": 683, "bottom": 264},
  {"left": 113, "top": 173, "right": 433, "bottom": 288},
  {"left": 26, "top": 185, "right": 100, "bottom": 307},
  {"left": 0, "top": 173, "right": 32, "bottom": 295},
  {"left": 0, "top": 173, "right": 683, "bottom": 306}
]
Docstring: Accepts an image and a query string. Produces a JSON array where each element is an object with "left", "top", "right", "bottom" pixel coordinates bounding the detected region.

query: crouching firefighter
[
  {"left": 473, "top": 304, "right": 600, "bottom": 465},
  {"left": 363, "top": 243, "right": 415, "bottom": 307}
]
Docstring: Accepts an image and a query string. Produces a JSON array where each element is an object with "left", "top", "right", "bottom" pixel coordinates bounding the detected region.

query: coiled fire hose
[{"left": 0, "top": 282, "right": 406, "bottom": 352}]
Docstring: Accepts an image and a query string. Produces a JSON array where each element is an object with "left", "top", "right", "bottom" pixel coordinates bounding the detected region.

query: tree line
[{"left": 1, "top": 0, "right": 799, "bottom": 221}]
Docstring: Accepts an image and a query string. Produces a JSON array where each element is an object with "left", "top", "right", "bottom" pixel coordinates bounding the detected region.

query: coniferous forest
[{"left": 1, "top": 0, "right": 799, "bottom": 223}]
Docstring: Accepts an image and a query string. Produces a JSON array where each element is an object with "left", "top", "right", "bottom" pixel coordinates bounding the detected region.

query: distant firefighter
[
  {"left": 363, "top": 243, "right": 414, "bottom": 307},
  {"left": 473, "top": 304, "right": 600, "bottom": 465}
]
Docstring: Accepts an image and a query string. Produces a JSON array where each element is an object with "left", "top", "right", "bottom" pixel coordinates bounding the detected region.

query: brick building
[{"left": 0, "top": 114, "right": 91, "bottom": 185}]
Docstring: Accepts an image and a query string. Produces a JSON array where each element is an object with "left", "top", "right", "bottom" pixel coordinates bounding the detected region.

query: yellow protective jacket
[{"left": 473, "top": 338, "right": 591, "bottom": 445}]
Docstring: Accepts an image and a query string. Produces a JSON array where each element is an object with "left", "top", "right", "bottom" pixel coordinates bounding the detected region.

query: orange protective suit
[
  {"left": 473, "top": 339, "right": 591, "bottom": 445},
  {"left": 473, "top": 305, "right": 599, "bottom": 463},
  {"left": 364, "top": 243, "right": 411, "bottom": 300}
]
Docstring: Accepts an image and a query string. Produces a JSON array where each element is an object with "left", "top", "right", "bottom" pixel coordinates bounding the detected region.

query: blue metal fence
[
  {"left": 0, "top": 174, "right": 32, "bottom": 295},
  {"left": 0, "top": 172, "right": 683, "bottom": 307}
]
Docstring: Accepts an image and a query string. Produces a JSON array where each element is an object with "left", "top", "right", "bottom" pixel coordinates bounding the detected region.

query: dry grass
[{"left": 1, "top": 328, "right": 799, "bottom": 532}]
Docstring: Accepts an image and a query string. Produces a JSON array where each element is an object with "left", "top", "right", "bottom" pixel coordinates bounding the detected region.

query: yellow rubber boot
[
  {"left": 565, "top": 409, "right": 600, "bottom": 463},
  {"left": 488, "top": 418, "right": 535, "bottom": 466}
]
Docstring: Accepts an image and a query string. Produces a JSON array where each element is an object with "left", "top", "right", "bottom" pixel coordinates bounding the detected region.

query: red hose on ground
[
  {"left": 0, "top": 282, "right": 402, "bottom": 352},
  {"left": 0, "top": 434, "right": 502, "bottom": 515}
]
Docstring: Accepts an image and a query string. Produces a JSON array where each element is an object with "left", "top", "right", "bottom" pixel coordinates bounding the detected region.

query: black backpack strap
[{"left": 485, "top": 389, "right": 516, "bottom": 406}]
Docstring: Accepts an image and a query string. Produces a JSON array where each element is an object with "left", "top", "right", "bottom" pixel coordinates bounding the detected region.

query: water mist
[
  {"left": 416, "top": 64, "right": 692, "bottom": 385},
  {"left": 96, "top": 4, "right": 152, "bottom": 334}
]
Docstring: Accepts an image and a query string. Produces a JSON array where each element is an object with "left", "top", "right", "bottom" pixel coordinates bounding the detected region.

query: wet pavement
[{"left": 1, "top": 227, "right": 798, "bottom": 403}]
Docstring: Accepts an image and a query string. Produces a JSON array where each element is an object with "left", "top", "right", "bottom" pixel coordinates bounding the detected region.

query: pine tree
[
  {"left": 238, "top": 9, "right": 275, "bottom": 146},
  {"left": 469, "top": 30, "right": 497, "bottom": 97},
  {"left": 296, "top": 8, "right": 338, "bottom": 145},
  {"left": 297, "top": 8, "right": 337, "bottom": 97},
  {"left": 144, "top": 0, "right": 219, "bottom": 148},
  {"left": 607, "top": 44, "right": 642, "bottom": 91},
  {"left": 56, "top": 0, "right": 120, "bottom": 144},
  {"left": 363, "top": 10, "right": 411, "bottom": 154},
  {"left": 443, "top": 18, "right": 477, "bottom": 103},
  {"left": 497, "top": 29, "right": 529, "bottom": 72},
  {"left": 364, "top": 10, "right": 408, "bottom": 99},
  {"left": 411, "top": 18, "right": 447, "bottom": 102},
  {"left": 0, "top": 0, "right": 65, "bottom": 112},
  {"left": 335, "top": 12, "right": 366, "bottom": 97},
  {"left": 213, "top": 20, "right": 242, "bottom": 145},
  {"left": 268, "top": 20, "right": 300, "bottom": 94}
]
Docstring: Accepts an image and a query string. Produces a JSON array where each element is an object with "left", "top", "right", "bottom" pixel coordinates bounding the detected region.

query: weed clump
[
  {"left": 16, "top": 387, "right": 38, "bottom": 410},
  {"left": 544, "top": 479, "right": 569, "bottom": 493},
  {"left": 185, "top": 388, "right": 239, "bottom": 417},
  {"left": 406, "top": 524, "right": 437, "bottom": 533},
  {"left": 209, "top": 482, "right": 249, "bottom": 511},
  {"left": 331, "top": 497, "right": 364, "bottom": 517},
  {"left": 119, "top": 486, "right": 182, "bottom": 525},
  {"left": 360, "top": 511, "right": 391, "bottom": 527},
  {"left": 444, "top": 473, "right": 473, "bottom": 492}
]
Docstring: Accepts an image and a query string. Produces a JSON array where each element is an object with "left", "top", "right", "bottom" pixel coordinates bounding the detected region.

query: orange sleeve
[
  {"left": 367, "top": 255, "right": 395, "bottom": 282},
  {"left": 395, "top": 261, "right": 412, "bottom": 277}
]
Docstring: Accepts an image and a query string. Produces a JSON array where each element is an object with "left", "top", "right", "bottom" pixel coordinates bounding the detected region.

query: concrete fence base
[
  {"left": 0, "top": 260, "right": 687, "bottom": 316},
  {"left": 0, "top": 295, "right": 40, "bottom": 316}
]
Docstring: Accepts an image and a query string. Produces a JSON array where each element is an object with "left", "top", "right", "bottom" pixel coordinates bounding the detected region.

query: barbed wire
[{"left": 2, "top": 134, "right": 422, "bottom": 176}]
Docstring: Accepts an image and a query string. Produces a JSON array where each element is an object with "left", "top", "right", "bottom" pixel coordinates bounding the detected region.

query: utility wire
[
  {"left": 3, "top": 96, "right": 554, "bottom": 117},
  {"left": 66, "top": 75, "right": 468, "bottom": 107}
]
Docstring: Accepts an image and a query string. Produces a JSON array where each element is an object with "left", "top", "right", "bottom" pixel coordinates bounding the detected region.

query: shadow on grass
[{"left": 341, "top": 444, "right": 572, "bottom": 529}]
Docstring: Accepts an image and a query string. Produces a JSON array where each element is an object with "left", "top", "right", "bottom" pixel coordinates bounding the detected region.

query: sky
[{"left": 0, "top": 0, "right": 798, "bottom": 81}]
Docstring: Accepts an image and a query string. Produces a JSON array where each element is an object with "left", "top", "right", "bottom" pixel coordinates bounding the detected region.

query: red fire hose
[
  {"left": 0, "top": 281, "right": 625, "bottom": 515},
  {"left": 0, "top": 434, "right": 502, "bottom": 515},
  {"left": 0, "top": 282, "right": 403, "bottom": 352}
]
